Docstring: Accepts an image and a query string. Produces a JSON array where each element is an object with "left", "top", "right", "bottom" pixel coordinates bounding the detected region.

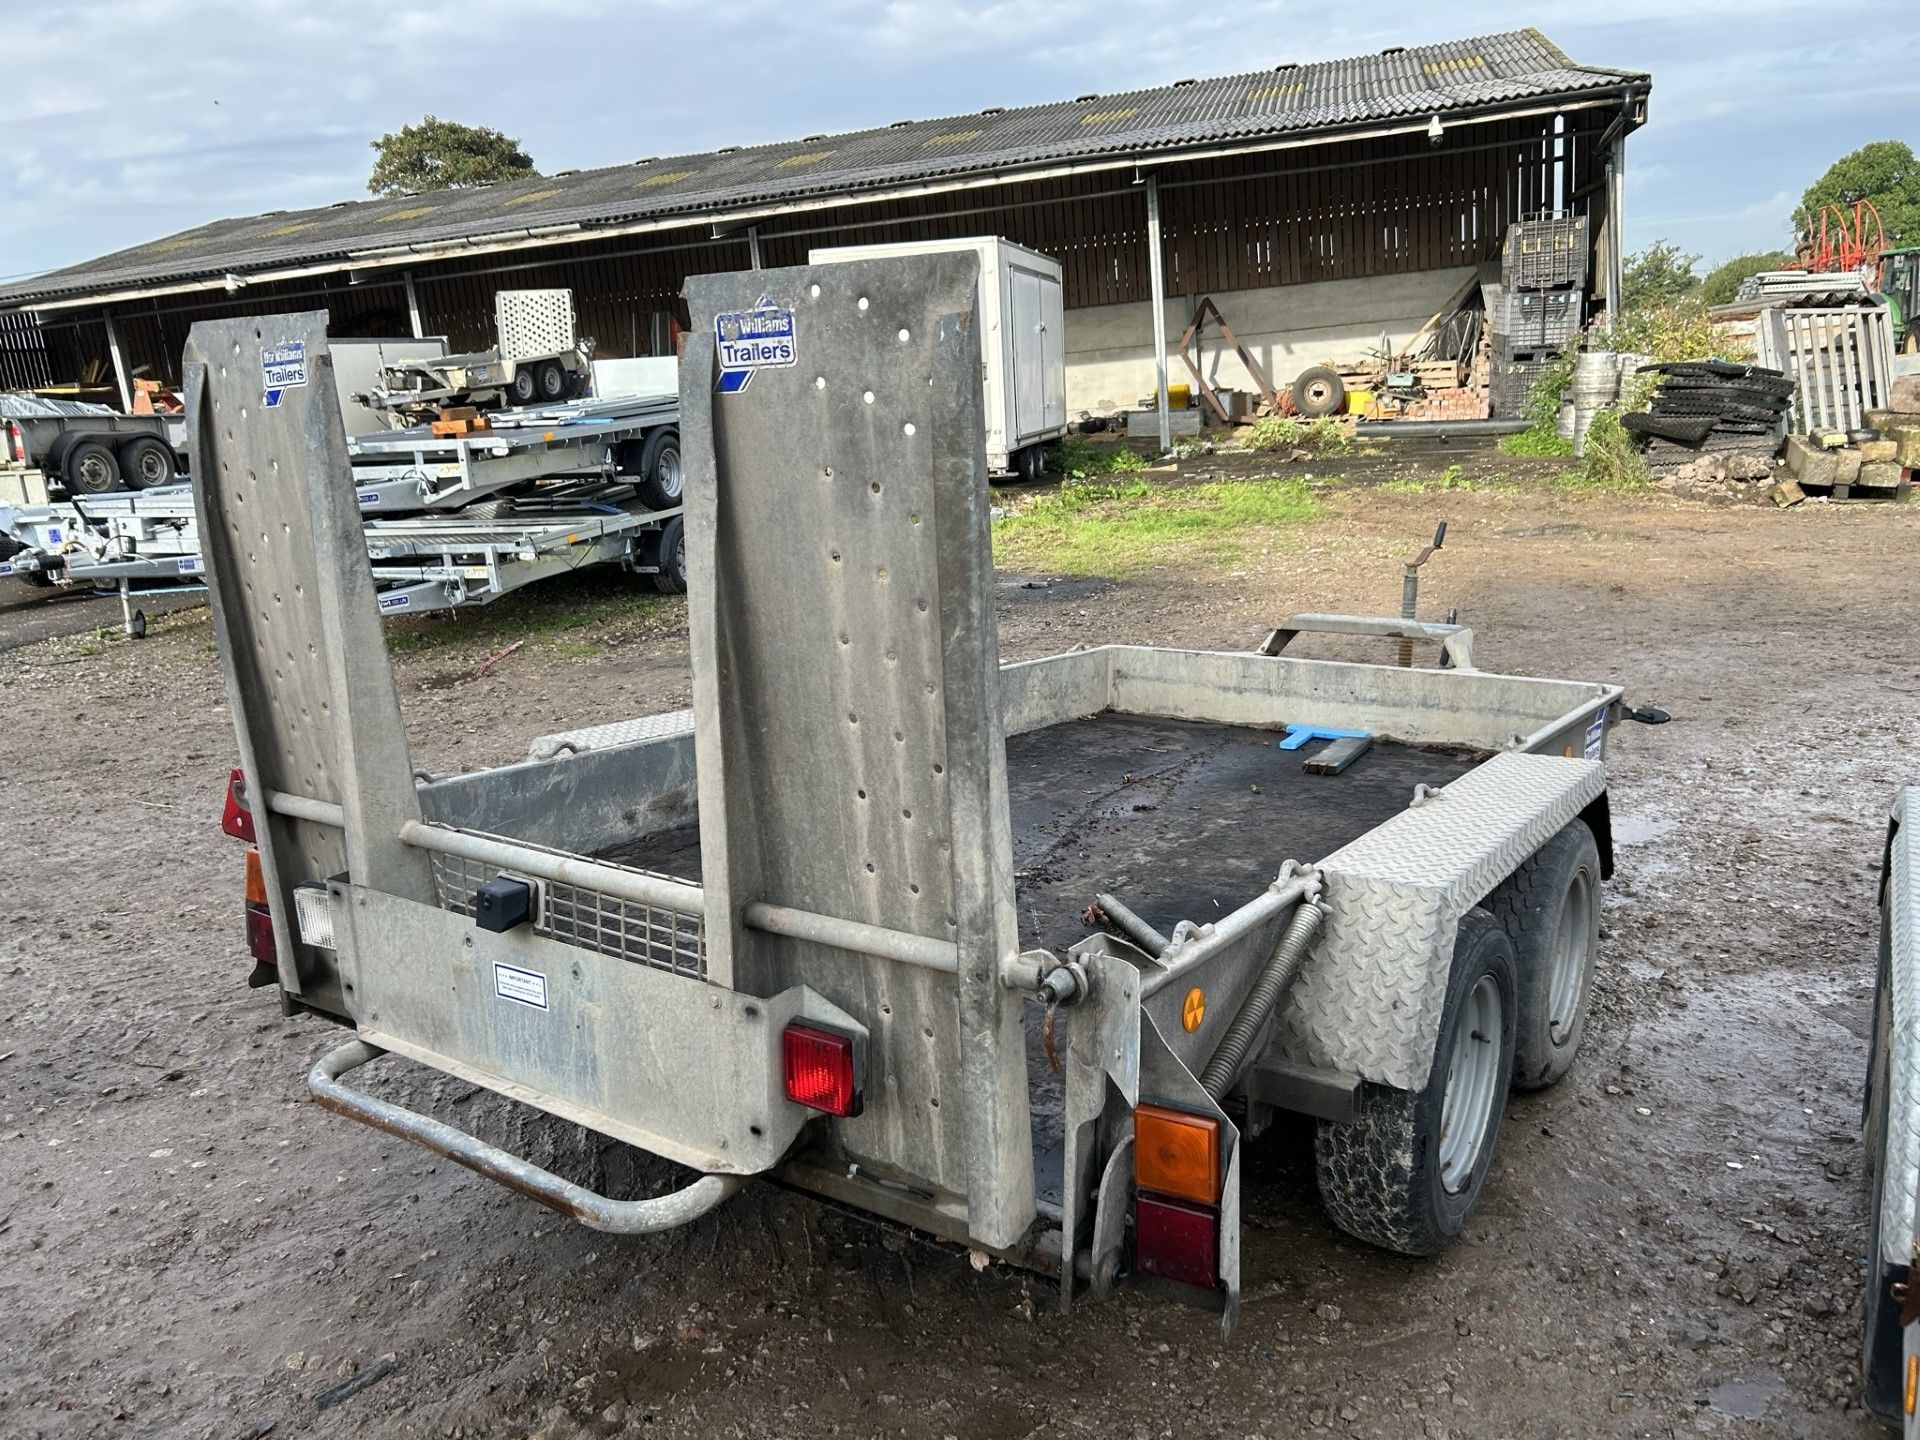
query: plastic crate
[
  {"left": 1491, "top": 356, "right": 1555, "bottom": 419},
  {"left": 1502, "top": 216, "right": 1590, "bottom": 291},
  {"left": 1491, "top": 288, "right": 1583, "bottom": 352}
]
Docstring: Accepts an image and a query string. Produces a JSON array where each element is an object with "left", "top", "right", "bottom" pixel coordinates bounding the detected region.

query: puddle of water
[
  {"left": 1614, "top": 812, "right": 1677, "bottom": 846},
  {"left": 1702, "top": 1372, "right": 1784, "bottom": 1420}
]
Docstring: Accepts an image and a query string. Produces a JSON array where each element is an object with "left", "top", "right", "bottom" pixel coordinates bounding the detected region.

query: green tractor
[{"left": 1883, "top": 248, "right": 1920, "bottom": 353}]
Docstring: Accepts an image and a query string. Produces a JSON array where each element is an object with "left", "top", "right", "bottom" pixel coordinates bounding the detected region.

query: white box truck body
[{"left": 810, "top": 237, "right": 1066, "bottom": 476}]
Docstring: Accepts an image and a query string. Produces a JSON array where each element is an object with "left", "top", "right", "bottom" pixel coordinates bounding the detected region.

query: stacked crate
[{"left": 1489, "top": 216, "right": 1589, "bottom": 419}]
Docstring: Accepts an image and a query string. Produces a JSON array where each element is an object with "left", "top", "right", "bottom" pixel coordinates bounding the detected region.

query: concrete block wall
[{"left": 1062, "top": 265, "right": 1477, "bottom": 414}]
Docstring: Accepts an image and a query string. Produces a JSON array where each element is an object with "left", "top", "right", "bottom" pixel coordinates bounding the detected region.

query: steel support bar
[
  {"left": 1144, "top": 873, "right": 1318, "bottom": 996},
  {"left": 1605, "top": 136, "right": 1626, "bottom": 334},
  {"left": 1144, "top": 175, "right": 1171, "bottom": 451},
  {"left": 404, "top": 270, "right": 424, "bottom": 339},
  {"left": 743, "top": 901, "right": 959, "bottom": 974},
  {"left": 103, "top": 308, "right": 133, "bottom": 411},
  {"left": 310, "top": 1040, "right": 745, "bottom": 1233},
  {"left": 267, "top": 790, "right": 347, "bottom": 828},
  {"left": 398, "top": 820, "right": 706, "bottom": 916}
]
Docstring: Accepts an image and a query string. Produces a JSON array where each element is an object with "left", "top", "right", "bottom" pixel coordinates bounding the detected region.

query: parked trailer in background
[
  {"left": 0, "top": 378, "right": 690, "bottom": 608},
  {"left": 1, "top": 393, "right": 185, "bottom": 495},
  {"left": 195, "top": 258, "right": 1668, "bottom": 1328}
]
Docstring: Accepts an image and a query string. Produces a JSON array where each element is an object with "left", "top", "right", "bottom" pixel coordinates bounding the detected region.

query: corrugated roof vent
[
  {"left": 889, "top": 119, "right": 913, "bottom": 128},
  {"left": 553, "top": 169, "right": 579, "bottom": 177},
  {"left": 1172, "top": 77, "right": 1197, "bottom": 87},
  {"left": 1273, "top": 62, "right": 1298, "bottom": 71},
  {"left": 1381, "top": 46, "right": 1405, "bottom": 55},
  {"left": 1075, "top": 93, "right": 1099, "bottom": 102},
  {"left": 804, "top": 133, "right": 826, "bottom": 141},
  {"left": 632, "top": 157, "right": 658, "bottom": 165},
  {"left": 981, "top": 106, "right": 1004, "bottom": 115},
  {"left": 329, "top": 200, "right": 354, "bottom": 209},
  {"left": 717, "top": 145, "right": 741, "bottom": 153}
]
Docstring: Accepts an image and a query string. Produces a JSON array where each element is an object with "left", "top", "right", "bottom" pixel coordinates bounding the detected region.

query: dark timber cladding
[{"left": 0, "top": 28, "right": 1648, "bottom": 393}]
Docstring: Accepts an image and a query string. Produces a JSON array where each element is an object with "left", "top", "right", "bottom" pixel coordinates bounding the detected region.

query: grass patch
[
  {"left": 1240, "top": 415, "right": 1353, "bottom": 456},
  {"left": 383, "top": 572, "right": 677, "bottom": 657},
  {"left": 994, "top": 475, "right": 1319, "bottom": 575},
  {"left": 1381, "top": 464, "right": 1478, "bottom": 495},
  {"left": 1497, "top": 425, "right": 1574, "bottom": 457},
  {"left": 1050, "top": 436, "right": 1149, "bottom": 479}
]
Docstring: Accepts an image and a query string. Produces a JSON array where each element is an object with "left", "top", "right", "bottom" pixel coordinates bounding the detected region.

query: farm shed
[{"left": 0, "top": 28, "right": 1647, "bottom": 441}]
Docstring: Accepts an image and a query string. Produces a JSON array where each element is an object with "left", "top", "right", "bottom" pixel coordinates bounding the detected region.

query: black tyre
[
  {"left": 63, "top": 439, "right": 122, "bottom": 494},
  {"left": 507, "top": 366, "right": 539, "bottom": 406},
  {"left": 634, "top": 427, "right": 683, "bottom": 510},
  {"left": 650, "top": 515, "right": 687, "bottom": 594},
  {"left": 1488, "top": 820, "right": 1601, "bottom": 1091},
  {"left": 535, "top": 359, "right": 569, "bottom": 403},
  {"left": 1290, "top": 366, "right": 1347, "bottom": 419},
  {"left": 1314, "top": 909, "right": 1517, "bottom": 1256},
  {"left": 118, "top": 436, "right": 177, "bottom": 490},
  {"left": 1012, "top": 444, "right": 1047, "bottom": 483},
  {"left": 1863, "top": 916, "right": 1905, "bottom": 1422}
]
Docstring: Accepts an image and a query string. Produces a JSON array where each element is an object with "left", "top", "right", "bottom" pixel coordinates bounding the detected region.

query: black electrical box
[{"left": 473, "top": 875, "right": 535, "bottom": 932}]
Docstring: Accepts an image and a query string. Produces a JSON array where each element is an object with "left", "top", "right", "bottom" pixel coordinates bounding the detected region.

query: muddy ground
[{"left": 1, "top": 470, "right": 1914, "bottom": 1439}]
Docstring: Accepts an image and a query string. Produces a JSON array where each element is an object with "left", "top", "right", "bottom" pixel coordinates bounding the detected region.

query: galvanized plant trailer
[
  {"left": 195, "top": 254, "right": 1656, "bottom": 1329},
  {"left": 1864, "top": 788, "right": 1920, "bottom": 1429}
]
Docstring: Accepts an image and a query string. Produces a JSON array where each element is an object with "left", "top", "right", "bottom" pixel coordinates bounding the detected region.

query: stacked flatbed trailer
[
  {"left": 0, "top": 389, "right": 687, "bottom": 614},
  {"left": 195, "top": 257, "right": 1673, "bottom": 1332}
]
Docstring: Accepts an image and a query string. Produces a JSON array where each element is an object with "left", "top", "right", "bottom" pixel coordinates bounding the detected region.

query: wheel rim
[
  {"left": 541, "top": 367, "right": 564, "bottom": 398},
  {"left": 658, "top": 445, "right": 683, "bottom": 500},
  {"left": 1438, "top": 974, "right": 1502, "bottom": 1195},
  {"left": 75, "top": 455, "right": 111, "bottom": 491},
  {"left": 1547, "top": 869, "right": 1593, "bottom": 1040},
  {"left": 137, "top": 450, "right": 166, "bottom": 484},
  {"left": 1303, "top": 379, "right": 1337, "bottom": 410}
]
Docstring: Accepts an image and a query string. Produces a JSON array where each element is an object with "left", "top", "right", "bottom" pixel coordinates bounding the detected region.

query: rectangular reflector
[
  {"left": 243, "top": 848, "right": 268, "bottom": 906},
  {"left": 783, "top": 1022, "right": 861, "bottom": 1117},
  {"left": 1135, "top": 1102, "right": 1221, "bottom": 1206},
  {"left": 1135, "top": 1191, "right": 1218, "bottom": 1290}
]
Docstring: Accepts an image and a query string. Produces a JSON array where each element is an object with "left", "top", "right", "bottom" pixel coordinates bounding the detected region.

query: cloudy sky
[{"left": 4, "top": 0, "right": 1916, "bottom": 283}]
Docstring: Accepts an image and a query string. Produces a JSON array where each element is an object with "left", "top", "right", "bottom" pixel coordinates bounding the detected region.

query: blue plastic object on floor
[{"left": 1276, "top": 723, "right": 1373, "bottom": 751}]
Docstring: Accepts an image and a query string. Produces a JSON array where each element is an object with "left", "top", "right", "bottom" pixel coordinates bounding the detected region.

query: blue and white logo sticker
[
  {"left": 1583, "top": 711, "right": 1606, "bottom": 760},
  {"left": 177, "top": 556, "right": 201, "bottom": 574},
  {"left": 378, "top": 592, "right": 411, "bottom": 612},
  {"left": 357, "top": 490, "right": 381, "bottom": 508},
  {"left": 714, "top": 299, "right": 796, "bottom": 394},
  {"left": 263, "top": 340, "right": 308, "bottom": 408}
]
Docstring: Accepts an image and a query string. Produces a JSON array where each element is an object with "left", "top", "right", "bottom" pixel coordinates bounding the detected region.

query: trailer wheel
[
  {"left": 64, "top": 439, "right": 122, "bottom": 494},
  {"left": 1488, "top": 820, "right": 1601, "bottom": 1091},
  {"left": 651, "top": 516, "right": 687, "bottom": 594},
  {"left": 634, "top": 427, "right": 683, "bottom": 510},
  {"left": 1012, "top": 444, "right": 1047, "bottom": 483},
  {"left": 534, "top": 360, "right": 569, "bottom": 403},
  {"left": 1862, "top": 922, "right": 1906, "bottom": 1421},
  {"left": 508, "top": 367, "right": 539, "bottom": 406},
  {"left": 1313, "top": 908, "right": 1517, "bottom": 1256},
  {"left": 1290, "top": 366, "right": 1348, "bottom": 419},
  {"left": 118, "top": 436, "right": 177, "bottom": 490}
]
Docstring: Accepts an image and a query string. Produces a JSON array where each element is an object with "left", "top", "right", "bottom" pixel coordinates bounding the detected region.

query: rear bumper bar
[{"left": 309, "top": 1039, "right": 745, "bottom": 1234}]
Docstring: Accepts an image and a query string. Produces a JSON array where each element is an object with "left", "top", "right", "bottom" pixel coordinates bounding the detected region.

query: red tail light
[
  {"left": 782, "top": 1021, "right": 862, "bottom": 1117},
  {"left": 221, "top": 767, "right": 255, "bottom": 842},
  {"left": 3, "top": 420, "right": 23, "bottom": 466},
  {"left": 243, "top": 848, "right": 277, "bottom": 980},
  {"left": 1134, "top": 1191, "right": 1219, "bottom": 1290}
]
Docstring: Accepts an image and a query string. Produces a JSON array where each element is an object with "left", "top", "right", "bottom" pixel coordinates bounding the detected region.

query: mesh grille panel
[{"left": 429, "top": 848, "right": 705, "bottom": 979}]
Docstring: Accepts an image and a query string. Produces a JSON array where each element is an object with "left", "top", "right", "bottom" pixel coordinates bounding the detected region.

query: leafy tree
[
  {"left": 1621, "top": 240, "right": 1700, "bottom": 311},
  {"left": 1699, "top": 251, "right": 1795, "bottom": 306},
  {"left": 1796, "top": 141, "right": 1920, "bottom": 250},
  {"left": 369, "top": 116, "right": 536, "bottom": 197}
]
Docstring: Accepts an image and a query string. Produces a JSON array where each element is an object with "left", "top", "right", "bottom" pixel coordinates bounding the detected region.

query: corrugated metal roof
[{"left": 2, "top": 28, "right": 1644, "bottom": 309}]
